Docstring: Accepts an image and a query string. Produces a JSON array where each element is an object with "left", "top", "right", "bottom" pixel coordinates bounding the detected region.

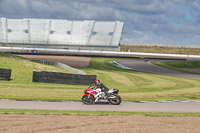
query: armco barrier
[
  {"left": 0, "top": 68, "right": 11, "bottom": 81},
  {"left": 33, "top": 60, "right": 86, "bottom": 75},
  {"left": 33, "top": 71, "right": 96, "bottom": 85}
]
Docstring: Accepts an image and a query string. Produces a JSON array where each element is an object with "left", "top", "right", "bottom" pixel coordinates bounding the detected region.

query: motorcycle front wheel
[
  {"left": 108, "top": 94, "right": 122, "bottom": 105},
  {"left": 82, "top": 95, "right": 94, "bottom": 105}
]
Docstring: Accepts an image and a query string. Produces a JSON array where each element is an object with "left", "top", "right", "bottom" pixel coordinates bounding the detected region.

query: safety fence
[{"left": 0, "top": 68, "right": 11, "bottom": 81}]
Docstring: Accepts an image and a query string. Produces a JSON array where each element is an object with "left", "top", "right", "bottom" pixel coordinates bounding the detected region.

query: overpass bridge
[{"left": 0, "top": 46, "right": 200, "bottom": 60}]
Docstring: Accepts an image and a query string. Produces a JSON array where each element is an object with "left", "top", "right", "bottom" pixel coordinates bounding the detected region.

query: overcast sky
[{"left": 0, "top": 0, "right": 200, "bottom": 45}]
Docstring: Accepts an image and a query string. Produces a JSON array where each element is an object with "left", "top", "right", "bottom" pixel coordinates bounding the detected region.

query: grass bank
[
  {"left": 120, "top": 45, "right": 200, "bottom": 55},
  {"left": 0, "top": 53, "right": 70, "bottom": 84},
  {"left": 0, "top": 109, "right": 200, "bottom": 117},
  {"left": 80, "top": 57, "right": 200, "bottom": 101},
  {"left": 0, "top": 53, "right": 84, "bottom": 101},
  {"left": 151, "top": 61, "right": 200, "bottom": 74},
  {"left": 0, "top": 53, "right": 200, "bottom": 101}
]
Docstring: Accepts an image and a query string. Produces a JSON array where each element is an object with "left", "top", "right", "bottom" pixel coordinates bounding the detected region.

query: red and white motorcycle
[{"left": 82, "top": 86, "right": 122, "bottom": 105}]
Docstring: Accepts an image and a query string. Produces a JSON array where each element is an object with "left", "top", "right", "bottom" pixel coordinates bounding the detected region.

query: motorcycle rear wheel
[
  {"left": 82, "top": 95, "right": 94, "bottom": 105},
  {"left": 108, "top": 94, "right": 122, "bottom": 105}
]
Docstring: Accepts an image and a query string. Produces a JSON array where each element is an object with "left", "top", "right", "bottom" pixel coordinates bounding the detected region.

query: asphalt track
[
  {"left": 116, "top": 59, "right": 200, "bottom": 79},
  {"left": 0, "top": 100, "right": 200, "bottom": 113}
]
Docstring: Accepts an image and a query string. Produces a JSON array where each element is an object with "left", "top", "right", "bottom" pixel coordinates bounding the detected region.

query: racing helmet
[{"left": 94, "top": 80, "right": 101, "bottom": 87}]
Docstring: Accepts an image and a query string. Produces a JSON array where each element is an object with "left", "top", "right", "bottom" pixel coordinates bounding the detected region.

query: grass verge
[
  {"left": 151, "top": 61, "right": 200, "bottom": 74},
  {"left": 0, "top": 109, "right": 200, "bottom": 117},
  {"left": 120, "top": 45, "right": 200, "bottom": 55}
]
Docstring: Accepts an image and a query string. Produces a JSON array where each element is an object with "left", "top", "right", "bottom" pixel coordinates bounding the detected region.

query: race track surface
[
  {"left": 117, "top": 60, "right": 200, "bottom": 79},
  {"left": 0, "top": 100, "right": 200, "bottom": 113},
  {"left": 16, "top": 54, "right": 91, "bottom": 67}
]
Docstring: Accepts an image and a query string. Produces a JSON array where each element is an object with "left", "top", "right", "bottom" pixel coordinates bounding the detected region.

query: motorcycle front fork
[
  {"left": 94, "top": 97, "right": 99, "bottom": 102},
  {"left": 88, "top": 94, "right": 96, "bottom": 103}
]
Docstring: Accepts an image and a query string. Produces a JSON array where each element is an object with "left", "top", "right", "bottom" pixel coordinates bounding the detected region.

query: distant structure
[{"left": 0, "top": 18, "right": 124, "bottom": 51}]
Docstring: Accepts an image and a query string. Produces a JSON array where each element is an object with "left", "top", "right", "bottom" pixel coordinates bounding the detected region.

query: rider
[
  {"left": 91, "top": 80, "right": 109, "bottom": 102},
  {"left": 92, "top": 80, "right": 109, "bottom": 93}
]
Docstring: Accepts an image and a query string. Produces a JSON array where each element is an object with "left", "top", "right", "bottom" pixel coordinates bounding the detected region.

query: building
[{"left": 0, "top": 18, "right": 124, "bottom": 51}]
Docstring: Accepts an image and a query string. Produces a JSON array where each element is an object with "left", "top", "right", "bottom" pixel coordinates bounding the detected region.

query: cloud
[
  {"left": 0, "top": 0, "right": 28, "bottom": 15},
  {"left": 0, "top": 0, "right": 200, "bottom": 45}
]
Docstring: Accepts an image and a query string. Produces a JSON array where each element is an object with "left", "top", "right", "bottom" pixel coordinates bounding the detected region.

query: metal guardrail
[{"left": 33, "top": 60, "right": 86, "bottom": 75}]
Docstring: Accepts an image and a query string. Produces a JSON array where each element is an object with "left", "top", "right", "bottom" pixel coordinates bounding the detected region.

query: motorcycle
[{"left": 82, "top": 86, "right": 122, "bottom": 105}]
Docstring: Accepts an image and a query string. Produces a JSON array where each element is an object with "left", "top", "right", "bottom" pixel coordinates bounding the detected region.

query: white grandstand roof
[{"left": 0, "top": 17, "right": 124, "bottom": 47}]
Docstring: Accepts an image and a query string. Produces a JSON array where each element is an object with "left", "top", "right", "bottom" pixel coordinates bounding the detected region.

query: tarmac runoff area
[
  {"left": 116, "top": 59, "right": 200, "bottom": 79},
  {"left": 0, "top": 100, "right": 200, "bottom": 113}
]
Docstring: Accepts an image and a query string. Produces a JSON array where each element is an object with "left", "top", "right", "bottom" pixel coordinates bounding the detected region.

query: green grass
[
  {"left": 79, "top": 57, "right": 200, "bottom": 101},
  {"left": 151, "top": 61, "right": 200, "bottom": 74},
  {"left": 0, "top": 53, "right": 200, "bottom": 101},
  {"left": 0, "top": 53, "right": 71, "bottom": 83},
  {"left": 0, "top": 53, "right": 85, "bottom": 101},
  {"left": 0, "top": 109, "right": 200, "bottom": 117}
]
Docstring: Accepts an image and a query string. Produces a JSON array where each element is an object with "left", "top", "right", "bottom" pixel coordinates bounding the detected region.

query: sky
[{"left": 0, "top": 0, "right": 200, "bottom": 45}]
